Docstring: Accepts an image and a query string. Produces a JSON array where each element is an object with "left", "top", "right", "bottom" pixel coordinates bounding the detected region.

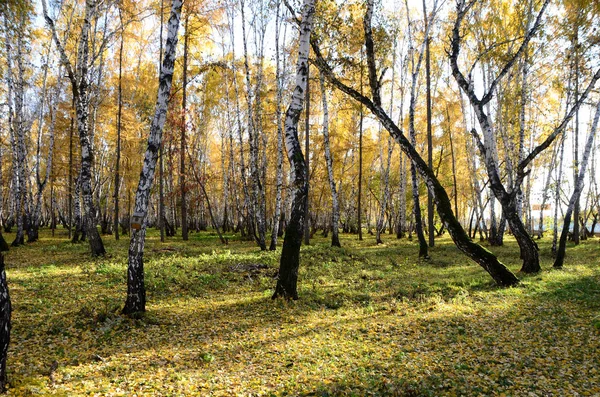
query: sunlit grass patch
[{"left": 2, "top": 229, "right": 599, "bottom": 395}]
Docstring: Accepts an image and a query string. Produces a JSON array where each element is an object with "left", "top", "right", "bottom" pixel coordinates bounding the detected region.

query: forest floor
[{"left": 1, "top": 228, "right": 599, "bottom": 396}]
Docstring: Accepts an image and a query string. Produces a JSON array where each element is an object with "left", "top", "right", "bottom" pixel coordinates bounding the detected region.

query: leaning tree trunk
[
  {"left": 272, "top": 0, "right": 315, "bottom": 300},
  {"left": 319, "top": 72, "right": 341, "bottom": 247},
  {"left": 123, "top": 0, "right": 183, "bottom": 315},
  {"left": 0, "top": 253, "right": 11, "bottom": 393},
  {"left": 312, "top": 0, "right": 519, "bottom": 286},
  {"left": 554, "top": 100, "right": 600, "bottom": 268}
]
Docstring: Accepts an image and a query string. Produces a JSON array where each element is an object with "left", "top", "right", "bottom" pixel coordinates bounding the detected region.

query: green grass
[{"left": 2, "top": 228, "right": 599, "bottom": 396}]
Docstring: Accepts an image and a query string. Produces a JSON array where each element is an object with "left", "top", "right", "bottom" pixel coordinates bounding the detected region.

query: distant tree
[
  {"left": 319, "top": 71, "right": 341, "bottom": 247},
  {"left": 450, "top": 0, "right": 600, "bottom": 273},
  {"left": 42, "top": 0, "right": 106, "bottom": 256},
  {"left": 313, "top": 0, "right": 519, "bottom": 286},
  {"left": 554, "top": 100, "right": 600, "bottom": 268}
]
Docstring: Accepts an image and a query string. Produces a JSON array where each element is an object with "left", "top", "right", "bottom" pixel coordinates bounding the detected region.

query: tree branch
[{"left": 40, "top": 0, "right": 78, "bottom": 97}]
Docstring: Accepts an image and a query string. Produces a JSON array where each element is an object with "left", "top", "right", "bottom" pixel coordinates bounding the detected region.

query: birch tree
[
  {"left": 240, "top": 0, "right": 267, "bottom": 250},
  {"left": 0, "top": 146, "right": 7, "bottom": 251},
  {"left": 272, "top": 0, "right": 316, "bottom": 299},
  {"left": 3, "top": 11, "right": 27, "bottom": 247},
  {"left": 42, "top": 0, "right": 106, "bottom": 256},
  {"left": 313, "top": 0, "right": 519, "bottom": 286},
  {"left": 450, "top": 0, "right": 600, "bottom": 273},
  {"left": 319, "top": 71, "right": 341, "bottom": 247},
  {"left": 123, "top": 0, "right": 183, "bottom": 314},
  {"left": 554, "top": 100, "right": 600, "bottom": 268},
  {"left": 269, "top": 0, "right": 287, "bottom": 250},
  {"left": 404, "top": 0, "right": 434, "bottom": 258}
]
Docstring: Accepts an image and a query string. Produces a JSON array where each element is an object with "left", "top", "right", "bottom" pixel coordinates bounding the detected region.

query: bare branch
[
  {"left": 481, "top": 0, "right": 550, "bottom": 105},
  {"left": 517, "top": 67, "right": 600, "bottom": 184}
]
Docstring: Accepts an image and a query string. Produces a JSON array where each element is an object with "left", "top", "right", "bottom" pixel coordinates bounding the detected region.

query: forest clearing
[
  {"left": 1, "top": 0, "right": 600, "bottom": 395},
  {"left": 3, "top": 229, "right": 600, "bottom": 396}
]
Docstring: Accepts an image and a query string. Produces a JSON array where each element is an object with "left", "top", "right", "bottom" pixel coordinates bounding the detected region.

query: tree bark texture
[
  {"left": 123, "top": 0, "right": 183, "bottom": 314},
  {"left": 273, "top": 0, "right": 316, "bottom": 300}
]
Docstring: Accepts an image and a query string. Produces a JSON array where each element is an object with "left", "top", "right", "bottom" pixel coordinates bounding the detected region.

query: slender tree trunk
[
  {"left": 72, "top": 174, "right": 82, "bottom": 243},
  {"left": 404, "top": 0, "right": 429, "bottom": 258},
  {"left": 0, "top": 147, "right": 6, "bottom": 252},
  {"left": 273, "top": 0, "right": 315, "bottom": 300},
  {"left": 158, "top": 0, "right": 166, "bottom": 242},
  {"left": 424, "top": 0, "right": 434, "bottom": 248},
  {"left": 538, "top": 143, "right": 558, "bottom": 238},
  {"left": 270, "top": 2, "right": 286, "bottom": 250},
  {"left": 180, "top": 15, "right": 189, "bottom": 241},
  {"left": 552, "top": 134, "right": 566, "bottom": 256},
  {"left": 554, "top": 100, "right": 600, "bottom": 268},
  {"left": 114, "top": 12, "right": 124, "bottom": 241},
  {"left": 319, "top": 72, "right": 341, "bottom": 247},
  {"left": 123, "top": 0, "right": 183, "bottom": 314},
  {"left": 447, "top": 106, "right": 459, "bottom": 218},
  {"left": 303, "top": 63, "right": 311, "bottom": 246},
  {"left": 358, "top": 65, "right": 364, "bottom": 241},
  {"left": 68, "top": 99, "right": 74, "bottom": 239},
  {"left": 572, "top": 36, "right": 580, "bottom": 244},
  {"left": 4, "top": 16, "right": 26, "bottom": 247},
  {"left": 240, "top": 0, "right": 266, "bottom": 249}
]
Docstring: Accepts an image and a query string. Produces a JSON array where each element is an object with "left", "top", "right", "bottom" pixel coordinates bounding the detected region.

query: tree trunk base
[{"left": 0, "top": 254, "right": 12, "bottom": 393}]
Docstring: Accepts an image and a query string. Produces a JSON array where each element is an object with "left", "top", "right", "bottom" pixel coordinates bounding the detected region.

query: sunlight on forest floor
[{"left": 2, "top": 229, "right": 600, "bottom": 396}]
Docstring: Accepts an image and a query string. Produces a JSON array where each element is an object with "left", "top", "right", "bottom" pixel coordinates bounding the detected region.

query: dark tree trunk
[
  {"left": 0, "top": 254, "right": 11, "bottom": 393},
  {"left": 504, "top": 202, "right": 539, "bottom": 273},
  {"left": 411, "top": 163, "right": 429, "bottom": 258},
  {"left": 0, "top": 235, "right": 7, "bottom": 253}
]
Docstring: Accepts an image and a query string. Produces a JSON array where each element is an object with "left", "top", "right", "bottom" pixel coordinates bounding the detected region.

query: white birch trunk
[
  {"left": 554, "top": 100, "right": 600, "bottom": 268},
  {"left": 240, "top": 0, "right": 267, "bottom": 250},
  {"left": 270, "top": 1, "right": 286, "bottom": 250},
  {"left": 273, "top": 0, "right": 315, "bottom": 299},
  {"left": 42, "top": 0, "right": 105, "bottom": 255},
  {"left": 123, "top": 0, "right": 183, "bottom": 314},
  {"left": 319, "top": 71, "right": 341, "bottom": 247}
]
